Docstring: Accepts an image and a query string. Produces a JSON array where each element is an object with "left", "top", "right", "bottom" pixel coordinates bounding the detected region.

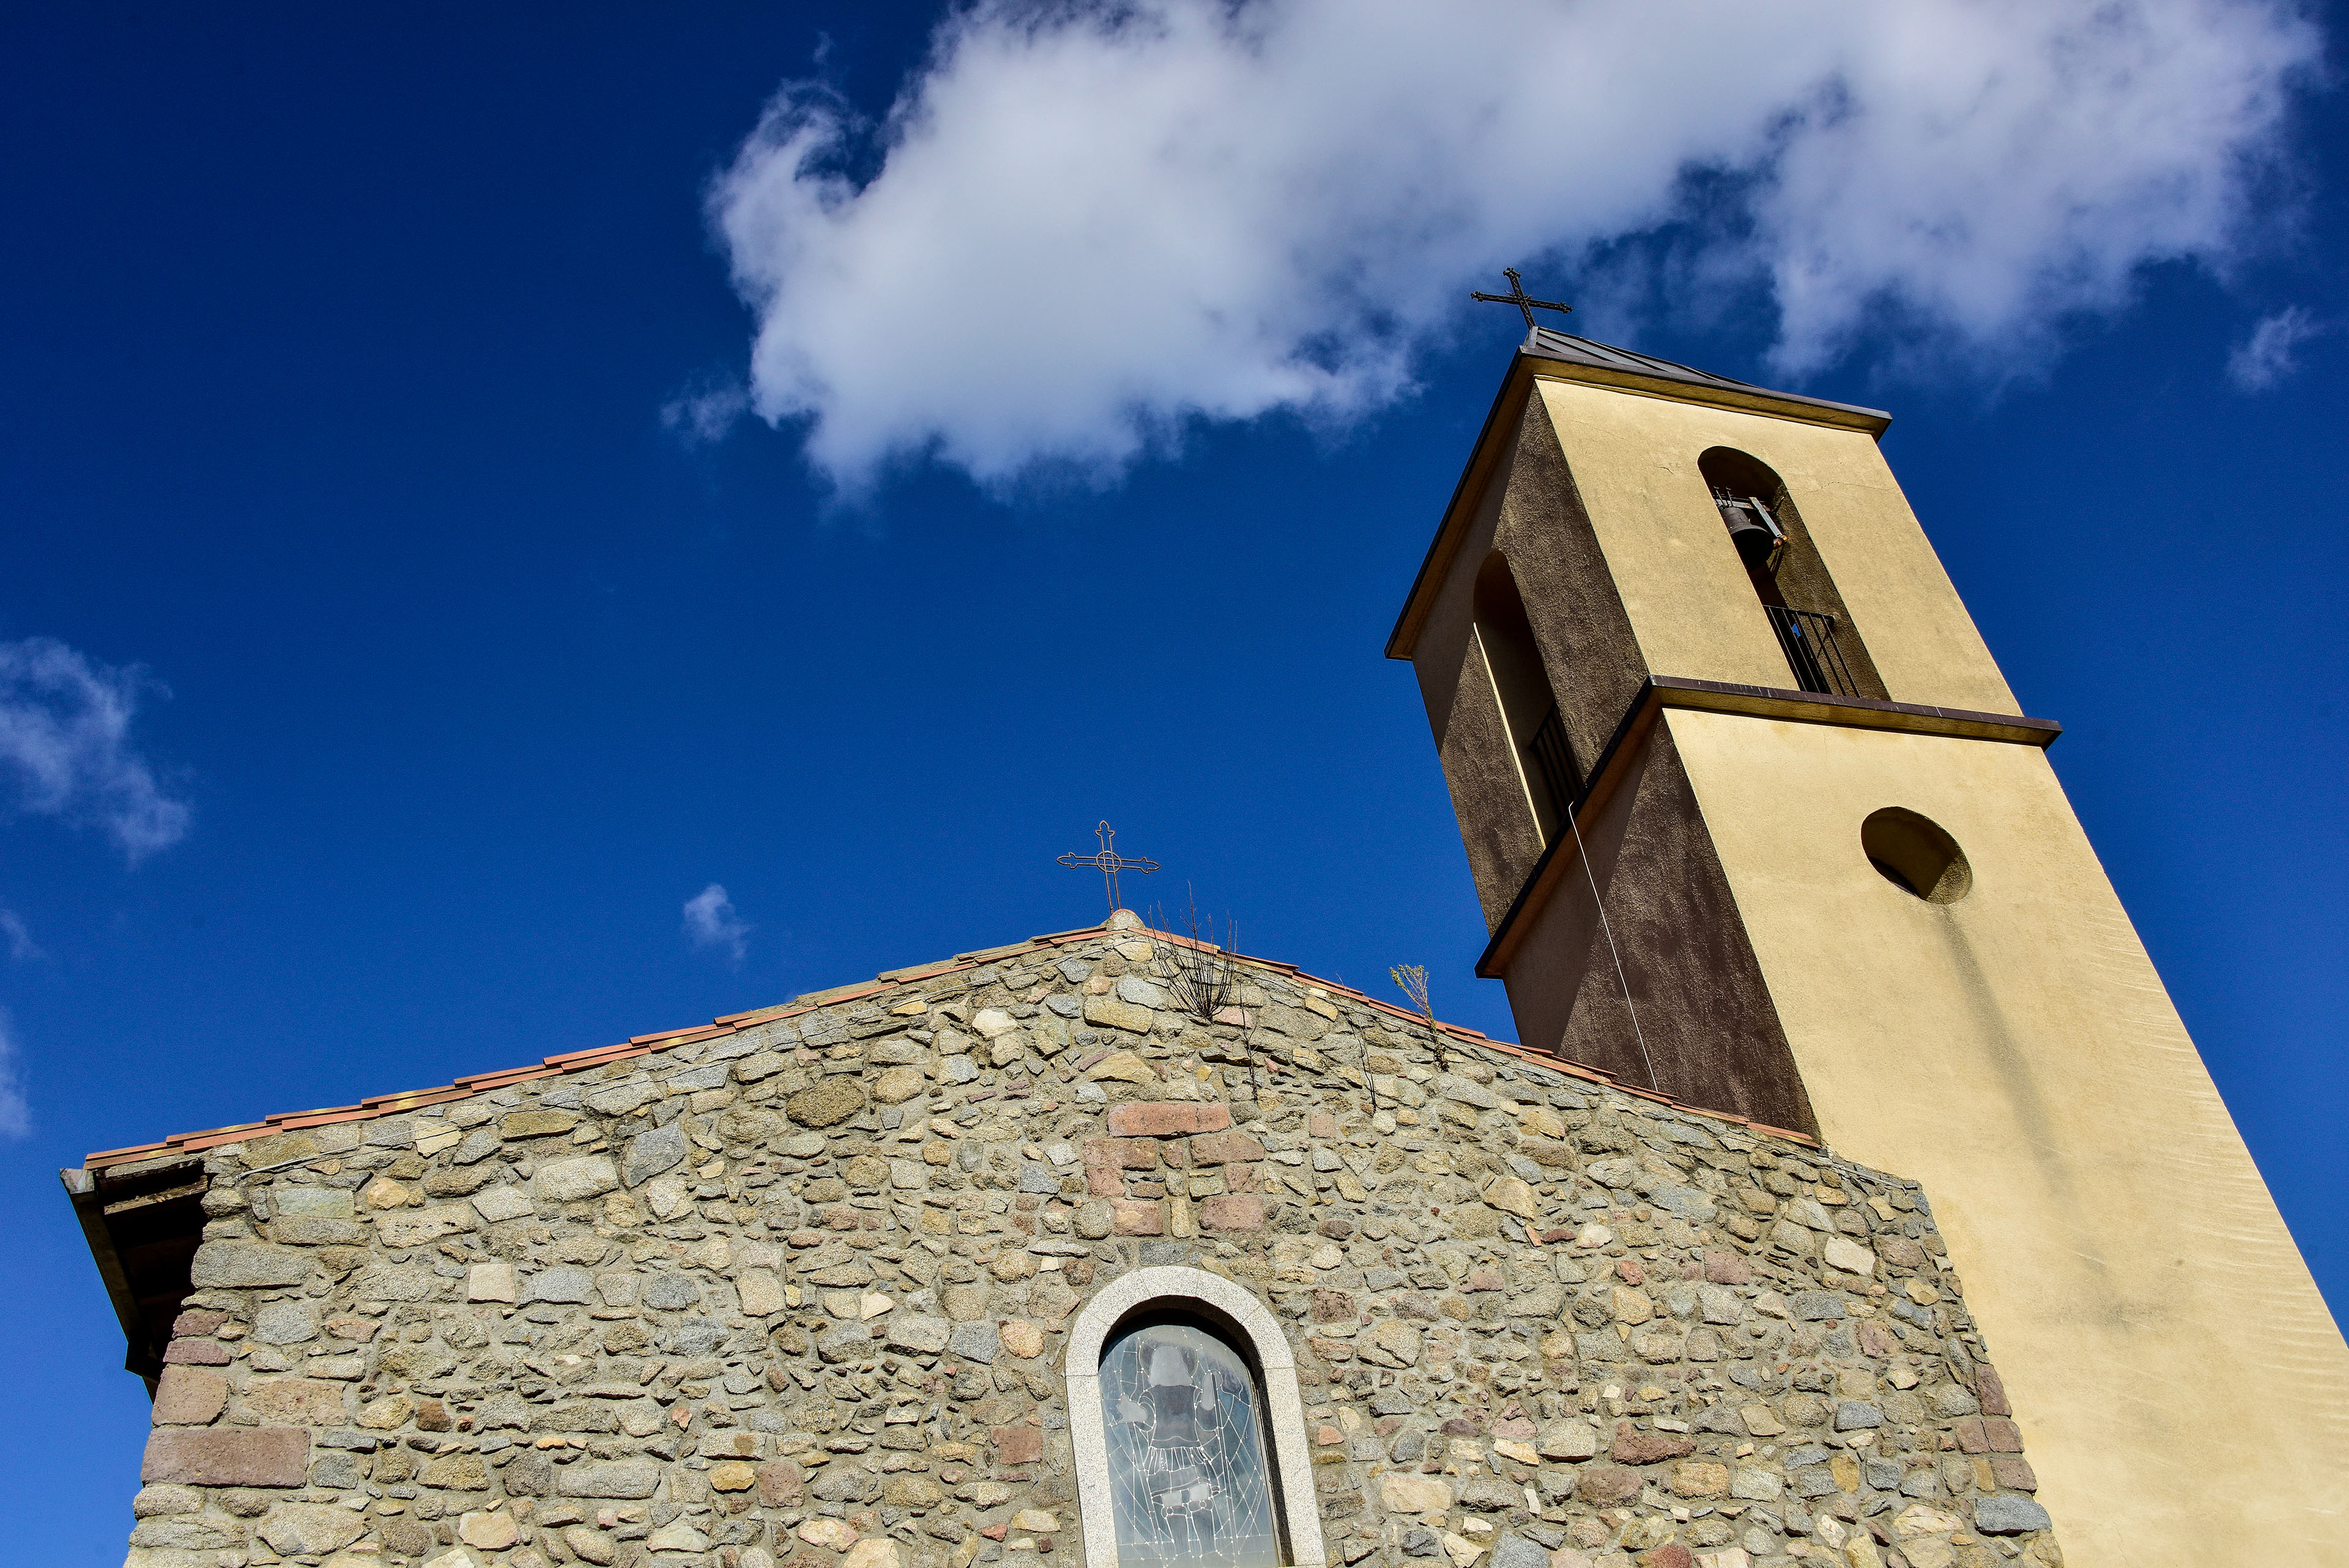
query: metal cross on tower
[
  {"left": 1056, "top": 820, "right": 1159, "bottom": 915},
  {"left": 1471, "top": 267, "right": 1575, "bottom": 330}
]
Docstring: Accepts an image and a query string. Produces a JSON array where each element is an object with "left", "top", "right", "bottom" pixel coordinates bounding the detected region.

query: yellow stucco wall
[
  {"left": 1666, "top": 707, "right": 2349, "bottom": 1566},
  {"left": 1532, "top": 377, "right": 2021, "bottom": 713}
]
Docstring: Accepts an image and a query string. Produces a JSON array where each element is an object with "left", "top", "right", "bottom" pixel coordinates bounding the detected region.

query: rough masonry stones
[{"left": 92, "top": 922, "right": 2059, "bottom": 1568}]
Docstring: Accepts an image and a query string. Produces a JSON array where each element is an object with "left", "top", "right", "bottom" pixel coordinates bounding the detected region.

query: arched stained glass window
[{"left": 1098, "top": 1317, "right": 1282, "bottom": 1568}]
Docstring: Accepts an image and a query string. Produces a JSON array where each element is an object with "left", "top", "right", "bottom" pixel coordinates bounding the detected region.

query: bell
[{"left": 1719, "top": 500, "right": 1780, "bottom": 570}]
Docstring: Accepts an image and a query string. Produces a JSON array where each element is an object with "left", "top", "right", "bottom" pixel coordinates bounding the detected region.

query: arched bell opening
[
  {"left": 1472, "top": 551, "right": 1578, "bottom": 845},
  {"left": 1698, "top": 447, "right": 1888, "bottom": 702}
]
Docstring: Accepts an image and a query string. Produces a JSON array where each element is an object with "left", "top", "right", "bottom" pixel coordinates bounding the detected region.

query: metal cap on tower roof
[{"left": 1518, "top": 326, "right": 1891, "bottom": 428}]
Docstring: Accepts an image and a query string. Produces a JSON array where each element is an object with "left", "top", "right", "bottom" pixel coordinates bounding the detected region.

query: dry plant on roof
[
  {"left": 1147, "top": 892, "right": 1260, "bottom": 1099},
  {"left": 1390, "top": 962, "right": 1450, "bottom": 1075}
]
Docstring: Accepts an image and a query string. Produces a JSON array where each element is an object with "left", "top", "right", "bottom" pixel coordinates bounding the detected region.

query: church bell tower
[{"left": 1387, "top": 329, "right": 2349, "bottom": 1566}]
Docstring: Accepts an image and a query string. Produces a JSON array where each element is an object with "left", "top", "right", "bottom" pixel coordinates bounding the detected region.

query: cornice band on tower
[{"left": 1476, "top": 675, "right": 2062, "bottom": 979}]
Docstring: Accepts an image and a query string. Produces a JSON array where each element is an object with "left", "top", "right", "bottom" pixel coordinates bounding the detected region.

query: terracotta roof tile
[
  {"left": 84, "top": 1140, "right": 184, "bottom": 1163},
  {"left": 708, "top": 1005, "right": 793, "bottom": 1028},
  {"left": 789, "top": 979, "right": 889, "bottom": 1007},
  {"left": 626, "top": 1026, "right": 710, "bottom": 1046},
  {"left": 266, "top": 1108, "right": 369, "bottom": 1129},
  {"left": 877, "top": 960, "right": 971, "bottom": 984},
  {"left": 165, "top": 1121, "right": 267, "bottom": 1143},
  {"left": 80, "top": 917, "right": 1809, "bottom": 1169},
  {"left": 542, "top": 1042, "right": 646, "bottom": 1068}
]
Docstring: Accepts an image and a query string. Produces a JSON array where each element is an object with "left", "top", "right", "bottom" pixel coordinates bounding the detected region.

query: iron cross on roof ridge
[
  {"left": 1056, "top": 820, "right": 1159, "bottom": 915},
  {"left": 1471, "top": 267, "right": 1574, "bottom": 330}
]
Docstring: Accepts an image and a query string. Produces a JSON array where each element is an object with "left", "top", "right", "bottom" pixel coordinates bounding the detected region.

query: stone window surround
[{"left": 1065, "top": 1265, "right": 1327, "bottom": 1568}]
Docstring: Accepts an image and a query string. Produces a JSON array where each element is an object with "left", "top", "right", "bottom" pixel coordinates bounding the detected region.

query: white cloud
[
  {"left": 2226, "top": 305, "right": 2327, "bottom": 390},
  {"left": 662, "top": 376, "right": 752, "bottom": 447},
  {"left": 0, "top": 637, "right": 190, "bottom": 862},
  {"left": 711, "top": 0, "right": 2318, "bottom": 491},
  {"left": 683, "top": 883, "right": 751, "bottom": 962},
  {"left": 0, "top": 908, "right": 39, "bottom": 962},
  {"left": 0, "top": 1010, "right": 29, "bottom": 1139}
]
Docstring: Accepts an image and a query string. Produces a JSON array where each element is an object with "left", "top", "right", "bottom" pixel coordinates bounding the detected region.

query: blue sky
[{"left": 3, "top": 1, "right": 2344, "bottom": 1553}]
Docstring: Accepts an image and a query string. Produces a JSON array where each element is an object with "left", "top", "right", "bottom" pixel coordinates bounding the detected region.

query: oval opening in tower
[{"left": 1861, "top": 808, "right": 1972, "bottom": 904}]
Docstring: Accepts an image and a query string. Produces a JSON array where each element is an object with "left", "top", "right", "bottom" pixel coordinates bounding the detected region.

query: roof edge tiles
[{"left": 79, "top": 918, "right": 1812, "bottom": 1172}]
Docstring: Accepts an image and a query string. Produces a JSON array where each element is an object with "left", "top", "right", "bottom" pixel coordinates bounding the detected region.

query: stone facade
[{"left": 98, "top": 918, "right": 2059, "bottom": 1568}]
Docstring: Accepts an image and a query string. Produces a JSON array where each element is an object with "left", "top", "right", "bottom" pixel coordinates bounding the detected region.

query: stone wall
[{"left": 110, "top": 923, "right": 2060, "bottom": 1568}]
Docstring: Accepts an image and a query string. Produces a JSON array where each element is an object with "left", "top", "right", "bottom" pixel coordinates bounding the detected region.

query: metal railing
[
  {"left": 1765, "top": 604, "right": 1861, "bottom": 697},
  {"left": 1527, "top": 704, "right": 1579, "bottom": 830}
]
